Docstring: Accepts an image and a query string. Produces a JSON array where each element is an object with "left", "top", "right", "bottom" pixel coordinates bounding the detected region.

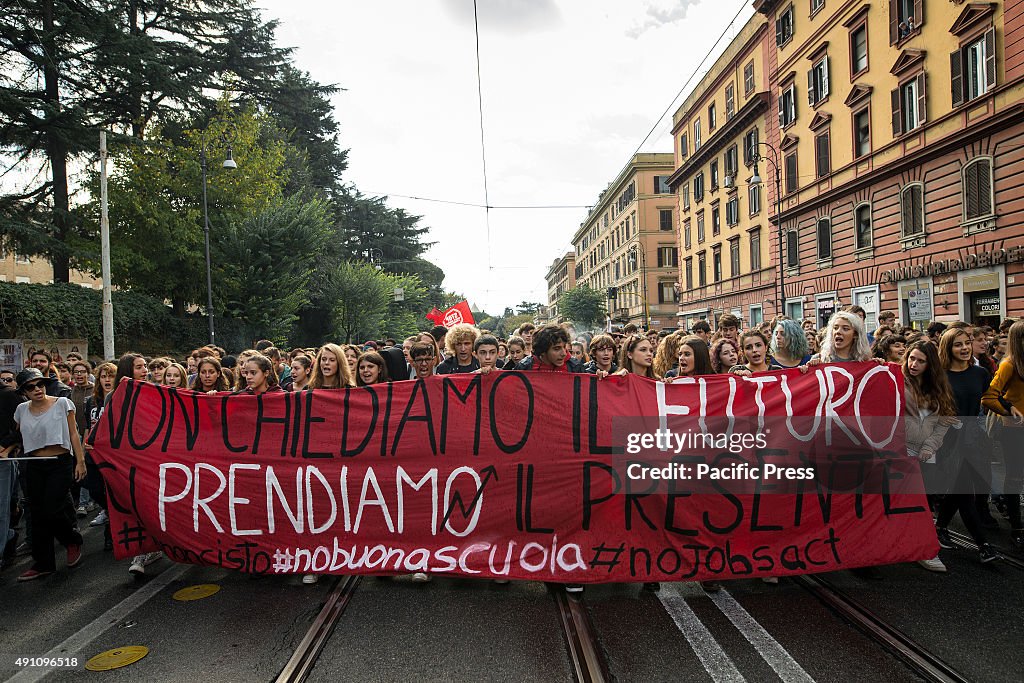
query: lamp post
[
  {"left": 749, "top": 142, "right": 785, "bottom": 318},
  {"left": 199, "top": 135, "right": 237, "bottom": 346},
  {"left": 367, "top": 247, "right": 384, "bottom": 271},
  {"left": 629, "top": 243, "right": 650, "bottom": 330}
]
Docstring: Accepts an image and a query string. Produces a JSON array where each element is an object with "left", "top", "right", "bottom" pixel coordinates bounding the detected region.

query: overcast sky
[{"left": 258, "top": 0, "right": 754, "bottom": 314}]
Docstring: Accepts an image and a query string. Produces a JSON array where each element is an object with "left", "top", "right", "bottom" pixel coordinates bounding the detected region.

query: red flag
[{"left": 427, "top": 301, "right": 475, "bottom": 327}]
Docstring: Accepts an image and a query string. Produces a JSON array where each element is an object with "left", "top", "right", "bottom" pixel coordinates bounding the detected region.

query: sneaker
[
  {"left": 917, "top": 556, "right": 947, "bottom": 573},
  {"left": 129, "top": 555, "right": 146, "bottom": 576},
  {"left": 700, "top": 581, "right": 722, "bottom": 593},
  {"left": 89, "top": 509, "right": 109, "bottom": 527},
  {"left": 66, "top": 544, "right": 83, "bottom": 569},
  {"left": 979, "top": 544, "right": 1000, "bottom": 564},
  {"left": 935, "top": 527, "right": 954, "bottom": 550},
  {"left": 17, "top": 568, "right": 53, "bottom": 582},
  {"left": 565, "top": 584, "right": 584, "bottom": 593},
  {"left": 411, "top": 572, "right": 431, "bottom": 583},
  {"left": 76, "top": 505, "right": 87, "bottom": 518},
  {"left": 302, "top": 574, "right": 319, "bottom": 585},
  {"left": 762, "top": 576, "right": 780, "bottom": 584}
]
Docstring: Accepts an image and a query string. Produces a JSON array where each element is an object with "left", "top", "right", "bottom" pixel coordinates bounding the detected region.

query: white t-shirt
[{"left": 14, "top": 397, "right": 75, "bottom": 454}]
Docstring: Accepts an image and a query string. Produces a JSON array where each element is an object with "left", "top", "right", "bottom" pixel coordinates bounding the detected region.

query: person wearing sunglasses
[{"left": 2, "top": 368, "right": 87, "bottom": 581}]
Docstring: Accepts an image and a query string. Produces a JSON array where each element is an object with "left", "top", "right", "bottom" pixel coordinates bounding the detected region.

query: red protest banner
[
  {"left": 89, "top": 365, "right": 937, "bottom": 583},
  {"left": 427, "top": 301, "right": 475, "bottom": 327}
]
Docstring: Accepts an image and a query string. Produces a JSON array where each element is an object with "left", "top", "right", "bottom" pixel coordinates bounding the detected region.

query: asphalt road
[{"left": 2, "top": 506, "right": 1023, "bottom": 682}]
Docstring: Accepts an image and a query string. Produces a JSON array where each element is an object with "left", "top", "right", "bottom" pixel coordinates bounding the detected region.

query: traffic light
[{"left": 607, "top": 287, "right": 618, "bottom": 299}]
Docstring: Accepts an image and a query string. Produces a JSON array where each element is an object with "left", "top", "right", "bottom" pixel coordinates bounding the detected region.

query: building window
[
  {"left": 811, "top": 0, "right": 825, "bottom": 15},
  {"left": 750, "top": 229, "right": 762, "bottom": 270},
  {"left": 779, "top": 84, "right": 797, "bottom": 128},
  {"left": 776, "top": 5, "right": 795, "bottom": 47},
  {"left": 724, "top": 145, "right": 738, "bottom": 181},
  {"left": 814, "top": 131, "right": 830, "bottom": 177},
  {"left": 816, "top": 217, "right": 832, "bottom": 260},
  {"left": 659, "top": 281, "right": 677, "bottom": 304},
  {"left": 725, "top": 84, "right": 735, "bottom": 119},
  {"left": 855, "top": 203, "right": 873, "bottom": 250},
  {"left": 808, "top": 56, "right": 830, "bottom": 106},
  {"left": 853, "top": 108, "right": 870, "bottom": 159},
  {"left": 697, "top": 212, "right": 706, "bottom": 243},
  {"left": 962, "top": 157, "right": 994, "bottom": 221},
  {"left": 694, "top": 173, "right": 705, "bottom": 201},
  {"left": 726, "top": 196, "right": 739, "bottom": 226},
  {"left": 708, "top": 103, "right": 717, "bottom": 131},
  {"left": 660, "top": 209, "right": 673, "bottom": 231},
  {"left": 654, "top": 176, "right": 670, "bottom": 194},
  {"left": 786, "top": 231, "right": 799, "bottom": 267},
  {"left": 682, "top": 183, "right": 690, "bottom": 210},
  {"left": 694, "top": 118, "right": 702, "bottom": 150},
  {"left": 952, "top": 29, "right": 996, "bottom": 107},
  {"left": 713, "top": 245, "right": 723, "bottom": 282},
  {"left": 744, "top": 61, "right": 755, "bottom": 95},
  {"left": 685, "top": 257, "right": 694, "bottom": 290},
  {"left": 890, "top": 0, "right": 923, "bottom": 45},
  {"left": 684, "top": 219, "right": 692, "bottom": 249},
  {"left": 710, "top": 161, "right": 719, "bottom": 191},
  {"left": 785, "top": 152, "right": 798, "bottom": 193},
  {"left": 657, "top": 247, "right": 679, "bottom": 268},
  {"left": 743, "top": 128, "right": 759, "bottom": 165},
  {"left": 680, "top": 133, "right": 689, "bottom": 158},
  {"left": 729, "top": 237, "right": 741, "bottom": 277},
  {"left": 698, "top": 251, "right": 707, "bottom": 287},
  {"left": 749, "top": 184, "right": 761, "bottom": 215},
  {"left": 901, "top": 183, "right": 925, "bottom": 237},
  {"left": 891, "top": 73, "right": 926, "bottom": 136},
  {"left": 850, "top": 24, "right": 868, "bottom": 77},
  {"left": 712, "top": 206, "right": 721, "bottom": 236}
]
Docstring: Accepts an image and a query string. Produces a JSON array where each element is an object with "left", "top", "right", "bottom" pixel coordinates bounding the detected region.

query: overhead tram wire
[
  {"left": 362, "top": 193, "right": 593, "bottom": 210},
  {"left": 472, "top": 0, "right": 495, "bottom": 305},
  {"left": 629, "top": 0, "right": 750, "bottom": 157}
]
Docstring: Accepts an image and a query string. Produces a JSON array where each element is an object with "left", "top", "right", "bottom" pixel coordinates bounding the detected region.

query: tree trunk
[{"left": 42, "top": 0, "right": 70, "bottom": 283}]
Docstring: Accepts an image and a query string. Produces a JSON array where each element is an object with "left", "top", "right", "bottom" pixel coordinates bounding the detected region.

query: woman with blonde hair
[
  {"left": 309, "top": 343, "right": 355, "bottom": 389},
  {"left": 615, "top": 335, "right": 658, "bottom": 379},
  {"left": 652, "top": 331, "right": 686, "bottom": 378},
  {"left": 162, "top": 363, "right": 188, "bottom": 388}
]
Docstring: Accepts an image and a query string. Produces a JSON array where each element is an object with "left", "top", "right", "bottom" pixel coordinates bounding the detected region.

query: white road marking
[
  {"left": 8, "top": 563, "right": 191, "bottom": 683},
  {"left": 658, "top": 588, "right": 747, "bottom": 682},
  {"left": 710, "top": 589, "right": 816, "bottom": 683}
]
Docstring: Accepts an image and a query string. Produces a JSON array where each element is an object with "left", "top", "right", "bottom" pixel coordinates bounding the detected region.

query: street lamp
[
  {"left": 367, "top": 247, "right": 384, "bottom": 271},
  {"left": 749, "top": 142, "right": 785, "bottom": 318},
  {"left": 628, "top": 243, "right": 650, "bottom": 330},
  {"left": 200, "top": 133, "right": 237, "bottom": 346}
]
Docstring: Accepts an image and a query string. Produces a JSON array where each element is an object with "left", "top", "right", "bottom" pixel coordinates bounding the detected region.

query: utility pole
[{"left": 99, "top": 132, "right": 115, "bottom": 360}]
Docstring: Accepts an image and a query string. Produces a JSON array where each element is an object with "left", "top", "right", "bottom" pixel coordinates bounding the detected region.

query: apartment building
[
  {"left": 668, "top": 14, "right": 776, "bottom": 331},
  {"left": 0, "top": 249, "right": 101, "bottom": 288},
  {"left": 572, "top": 153, "right": 679, "bottom": 331},
  {"left": 754, "top": 0, "right": 1024, "bottom": 329},
  {"left": 542, "top": 251, "right": 577, "bottom": 323}
]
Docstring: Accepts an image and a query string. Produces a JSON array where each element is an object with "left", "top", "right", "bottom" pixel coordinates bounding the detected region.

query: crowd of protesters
[{"left": 1, "top": 308, "right": 1022, "bottom": 592}]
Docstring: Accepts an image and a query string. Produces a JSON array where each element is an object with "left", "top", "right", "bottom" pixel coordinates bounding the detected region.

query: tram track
[
  {"left": 945, "top": 529, "right": 1024, "bottom": 571},
  {"left": 548, "top": 585, "right": 610, "bottom": 683},
  {"left": 275, "top": 575, "right": 362, "bottom": 683},
  {"left": 793, "top": 574, "right": 971, "bottom": 683}
]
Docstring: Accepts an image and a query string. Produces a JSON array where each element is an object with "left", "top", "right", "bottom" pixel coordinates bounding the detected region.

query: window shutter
[
  {"left": 913, "top": 0, "right": 923, "bottom": 27},
  {"left": 789, "top": 87, "right": 797, "bottom": 122},
  {"left": 657, "top": 249, "right": 664, "bottom": 268},
  {"left": 901, "top": 190, "right": 912, "bottom": 236},
  {"left": 778, "top": 93, "right": 785, "bottom": 126},
  {"left": 891, "top": 87, "right": 903, "bottom": 136},
  {"left": 950, "top": 50, "right": 964, "bottom": 108},
  {"left": 807, "top": 69, "right": 816, "bottom": 105},
  {"left": 821, "top": 57, "right": 829, "bottom": 97},
  {"left": 985, "top": 28, "right": 996, "bottom": 91},
  {"left": 965, "top": 163, "right": 979, "bottom": 218},
  {"left": 979, "top": 160, "right": 992, "bottom": 215},
  {"left": 776, "top": 16, "right": 784, "bottom": 46},
  {"left": 913, "top": 187, "right": 924, "bottom": 234},
  {"left": 889, "top": 0, "right": 899, "bottom": 44},
  {"left": 917, "top": 72, "right": 927, "bottom": 124}
]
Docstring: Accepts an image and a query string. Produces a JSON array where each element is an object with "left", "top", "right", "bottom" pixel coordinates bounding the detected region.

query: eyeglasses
[
  {"left": 22, "top": 381, "right": 45, "bottom": 392},
  {"left": 412, "top": 357, "right": 434, "bottom": 364},
  {"left": 0, "top": 377, "right": 14, "bottom": 384}
]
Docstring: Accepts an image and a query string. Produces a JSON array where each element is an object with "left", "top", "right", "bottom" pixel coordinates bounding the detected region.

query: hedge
[{"left": 0, "top": 282, "right": 249, "bottom": 358}]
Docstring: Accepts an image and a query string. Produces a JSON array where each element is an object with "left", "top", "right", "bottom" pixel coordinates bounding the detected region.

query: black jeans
[
  {"left": 25, "top": 455, "right": 83, "bottom": 572},
  {"left": 999, "top": 426, "right": 1024, "bottom": 530}
]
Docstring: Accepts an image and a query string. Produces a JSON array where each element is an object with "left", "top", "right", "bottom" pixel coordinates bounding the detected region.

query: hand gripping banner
[{"left": 89, "top": 364, "right": 938, "bottom": 583}]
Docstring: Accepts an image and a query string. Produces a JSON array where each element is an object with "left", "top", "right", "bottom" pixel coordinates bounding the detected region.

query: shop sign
[{"left": 879, "top": 245, "right": 1024, "bottom": 284}]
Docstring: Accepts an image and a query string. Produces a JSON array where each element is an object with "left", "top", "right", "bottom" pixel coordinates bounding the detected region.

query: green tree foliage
[
  {"left": 558, "top": 285, "right": 607, "bottom": 331},
  {"left": 516, "top": 301, "right": 542, "bottom": 315},
  {"left": 82, "top": 106, "right": 288, "bottom": 313},
  {"left": 325, "top": 261, "right": 392, "bottom": 343},
  {"left": 218, "top": 196, "right": 331, "bottom": 343}
]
